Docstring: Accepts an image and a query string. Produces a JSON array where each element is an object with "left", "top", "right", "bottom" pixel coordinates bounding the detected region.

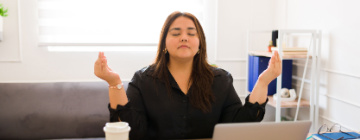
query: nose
[{"left": 180, "top": 33, "right": 188, "bottom": 42}]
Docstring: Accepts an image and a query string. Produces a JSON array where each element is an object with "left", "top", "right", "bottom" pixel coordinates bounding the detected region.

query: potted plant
[
  {"left": 0, "top": 4, "right": 8, "bottom": 17},
  {"left": 0, "top": 3, "right": 8, "bottom": 41}
]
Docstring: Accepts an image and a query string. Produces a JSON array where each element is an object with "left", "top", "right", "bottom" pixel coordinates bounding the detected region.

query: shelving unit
[
  {"left": 267, "top": 96, "right": 309, "bottom": 108},
  {"left": 246, "top": 29, "right": 322, "bottom": 132},
  {"left": 248, "top": 51, "right": 312, "bottom": 59}
]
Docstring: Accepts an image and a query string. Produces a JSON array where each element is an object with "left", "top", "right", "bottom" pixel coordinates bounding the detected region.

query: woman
[{"left": 94, "top": 11, "right": 281, "bottom": 139}]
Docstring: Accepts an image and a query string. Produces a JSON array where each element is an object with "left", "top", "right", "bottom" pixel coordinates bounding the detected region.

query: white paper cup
[{"left": 103, "top": 122, "right": 131, "bottom": 140}]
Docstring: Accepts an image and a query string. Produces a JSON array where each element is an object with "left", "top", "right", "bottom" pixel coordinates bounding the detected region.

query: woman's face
[{"left": 165, "top": 16, "right": 200, "bottom": 62}]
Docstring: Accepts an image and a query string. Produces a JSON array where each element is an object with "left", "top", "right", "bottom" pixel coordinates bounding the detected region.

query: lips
[{"left": 178, "top": 45, "right": 189, "bottom": 48}]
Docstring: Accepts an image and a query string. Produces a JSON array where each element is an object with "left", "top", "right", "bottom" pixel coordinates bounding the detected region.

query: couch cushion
[{"left": 0, "top": 81, "right": 128, "bottom": 139}]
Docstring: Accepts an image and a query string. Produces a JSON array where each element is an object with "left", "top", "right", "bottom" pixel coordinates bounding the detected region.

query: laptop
[{"left": 212, "top": 121, "right": 312, "bottom": 140}]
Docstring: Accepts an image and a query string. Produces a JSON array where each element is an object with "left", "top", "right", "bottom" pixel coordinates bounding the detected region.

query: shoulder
[
  {"left": 210, "top": 66, "right": 234, "bottom": 87},
  {"left": 210, "top": 66, "right": 232, "bottom": 78},
  {"left": 210, "top": 67, "right": 236, "bottom": 100},
  {"left": 129, "top": 65, "right": 156, "bottom": 87},
  {"left": 133, "top": 65, "right": 155, "bottom": 78}
]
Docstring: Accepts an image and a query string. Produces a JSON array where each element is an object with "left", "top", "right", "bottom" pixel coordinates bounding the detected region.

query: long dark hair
[{"left": 152, "top": 11, "right": 215, "bottom": 113}]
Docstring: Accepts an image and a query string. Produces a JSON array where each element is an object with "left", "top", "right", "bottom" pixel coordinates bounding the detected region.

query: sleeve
[
  {"left": 108, "top": 71, "right": 148, "bottom": 140},
  {"left": 219, "top": 73, "right": 268, "bottom": 123}
]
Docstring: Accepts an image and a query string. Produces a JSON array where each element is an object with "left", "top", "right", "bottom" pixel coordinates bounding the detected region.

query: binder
[
  {"left": 248, "top": 55, "right": 292, "bottom": 95},
  {"left": 312, "top": 132, "right": 360, "bottom": 140},
  {"left": 248, "top": 55, "right": 254, "bottom": 92}
]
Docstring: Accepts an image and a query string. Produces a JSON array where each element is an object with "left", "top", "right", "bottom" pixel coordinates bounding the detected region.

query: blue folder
[
  {"left": 248, "top": 55, "right": 293, "bottom": 95},
  {"left": 312, "top": 132, "right": 360, "bottom": 140}
]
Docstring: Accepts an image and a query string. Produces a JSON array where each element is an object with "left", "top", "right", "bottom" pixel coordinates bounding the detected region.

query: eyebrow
[{"left": 169, "top": 27, "right": 196, "bottom": 31}]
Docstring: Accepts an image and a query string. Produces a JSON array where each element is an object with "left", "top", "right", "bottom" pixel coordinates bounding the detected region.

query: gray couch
[{"left": 0, "top": 81, "right": 128, "bottom": 140}]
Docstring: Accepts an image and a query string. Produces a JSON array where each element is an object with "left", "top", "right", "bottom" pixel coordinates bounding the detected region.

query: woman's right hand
[{"left": 94, "top": 52, "right": 121, "bottom": 85}]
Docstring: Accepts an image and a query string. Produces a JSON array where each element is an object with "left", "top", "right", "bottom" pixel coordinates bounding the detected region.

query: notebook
[{"left": 212, "top": 120, "right": 312, "bottom": 140}]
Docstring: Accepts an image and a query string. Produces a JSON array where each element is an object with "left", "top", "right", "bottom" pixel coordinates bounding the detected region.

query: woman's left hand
[{"left": 258, "top": 50, "right": 282, "bottom": 84}]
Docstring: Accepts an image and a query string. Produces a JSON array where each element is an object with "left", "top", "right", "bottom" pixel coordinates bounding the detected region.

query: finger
[
  {"left": 103, "top": 57, "right": 112, "bottom": 72},
  {"left": 95, "top": 52, "right": 103, "bottom": 65},
  {"left": 101, "top": 52, "right": 106, "bottom": 59},
  {"left": 101, "top": 53, "right": 112, "bottom": 74},
  {"left": 271, "top": 51, "right": 277, "bottom": 60},
  {"left": 95, "top": 57, "right": 101, "bottom": 65},
  {"left": 94, "top": 61, "right": 100, "bottom": 75},
  {"left": 275, "top": 52, "right": 282, "bottom": 74},
  {"left": 277, "top": 53, "right": 282, "bottom": 68},
  {"left": 272, "top": 51, "right": 280, "bottom": 66},
  {"left": 269, "top": 52, "right": 276, "bottom": 66},
  {"left": 276, "top": 51, "right": 281, "bottom": 63},
  {"left": 101, "top": 52, "right": 108, "bottom": 63},
  {"left": 107, "top": 65, "right": 114, "bottom": 72},
  {"left": 101, "top": 58, "right": 109, "bottom": 73},
  {"left": 94, "top": 53, "right": 103, "bottom": 76},
  {"left": 99, "top": 52, "right": 106, "bottom": 64}
]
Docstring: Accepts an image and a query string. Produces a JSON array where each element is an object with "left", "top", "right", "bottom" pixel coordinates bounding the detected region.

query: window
[{"left": 38, "top": 0, "right": 205, "bottom": 50}]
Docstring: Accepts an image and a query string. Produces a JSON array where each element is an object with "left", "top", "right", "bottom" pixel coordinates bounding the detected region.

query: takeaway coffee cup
[{"left": 103, "top": 122, "right": 131, "bottom": 140}]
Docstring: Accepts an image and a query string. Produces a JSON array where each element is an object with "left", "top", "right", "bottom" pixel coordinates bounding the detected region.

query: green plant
[{"left": 0, "top": 4, "right": 8, "bottom": 17}]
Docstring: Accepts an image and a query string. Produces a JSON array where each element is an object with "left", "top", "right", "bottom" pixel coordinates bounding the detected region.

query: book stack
[{"left": 271, "top": 47, "right": 308, "bottom": 55}]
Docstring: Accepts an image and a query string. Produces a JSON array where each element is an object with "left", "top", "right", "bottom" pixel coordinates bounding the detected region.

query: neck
[{"left": 167, "top": 58, "right": 193, "bottom": 76}]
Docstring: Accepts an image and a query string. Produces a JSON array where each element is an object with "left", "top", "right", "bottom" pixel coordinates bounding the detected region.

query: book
[
  {"left": 271, "top": 47, "right": 308, "bottom": 52},
  {"left": 281, "top": 51, "right": 308, "bottom": 55},
  {"left": 312, "top": 132, "right": 360, "bottom": 140}
]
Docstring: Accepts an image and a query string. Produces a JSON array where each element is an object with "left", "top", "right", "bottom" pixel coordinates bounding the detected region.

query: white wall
[
  {"left": 281, "top": 0, "right": 360, "bottom": 131},
  {"left": 215, "top": 0, "right": 279, "bottom": 122},
  {"left": 216, "top": 0, "right": 277, "bottom": 98}
]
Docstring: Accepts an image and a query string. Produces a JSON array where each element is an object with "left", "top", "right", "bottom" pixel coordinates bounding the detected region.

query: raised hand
[
  {"left": 94, "top": 52, "right": 121, "bottom": 85},
  {"left": 249, "top": 50, "right": 282, "bottom": 104},
  {"left": 258, "top": 50, "right": 282, "bottom": 84}
]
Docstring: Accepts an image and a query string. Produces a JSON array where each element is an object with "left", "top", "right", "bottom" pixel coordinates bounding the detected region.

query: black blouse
[{"left": 108, "top": 66, "right": 268, "bottom": 140}]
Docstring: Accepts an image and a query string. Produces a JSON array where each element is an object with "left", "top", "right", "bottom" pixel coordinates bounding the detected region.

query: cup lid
[
  {"left": 103, "top": 122, "right": 131, "bottom": 133},
  {"left": 106, "top": 122, "right": 128, "bottom": 128}
]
